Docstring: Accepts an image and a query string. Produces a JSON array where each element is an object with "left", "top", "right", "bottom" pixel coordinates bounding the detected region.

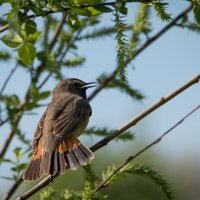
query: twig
[
  {"left": 0, "top": 24, "right": 9, "bottom": 33},
  {"left": 88, "top": 4, "right": 193, "bottom": 101},
  {"left": 49, "top": 13, "right": 67, "bottom": 50},
  {"left": 16, "top": 73, "right": 200, "bottom": 200},
  {"left": 0, "top": 116, "right": 21, "bottom": 159},
  {"left": 0, "top": 63, "right": 18, "bottom": 97},
  {"left": 1, "top": 176, "right": 23, "bottom": 200},
  {"left": 93, "top": 103, "right": 200, "bottom": 192}
]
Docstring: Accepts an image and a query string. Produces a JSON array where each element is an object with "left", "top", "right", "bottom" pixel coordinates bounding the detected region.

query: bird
[{"left": 23, "top": 78, "right": 95, "bottom": 181}]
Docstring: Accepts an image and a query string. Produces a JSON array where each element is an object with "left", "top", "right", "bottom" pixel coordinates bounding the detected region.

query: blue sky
[{"left": 0, "top": 0, "right": 200, "bottom": 197}]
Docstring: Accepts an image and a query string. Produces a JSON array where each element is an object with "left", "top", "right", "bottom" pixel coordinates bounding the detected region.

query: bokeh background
[{"left": 0, "top": 1, "right": 200, "bottom": 199}]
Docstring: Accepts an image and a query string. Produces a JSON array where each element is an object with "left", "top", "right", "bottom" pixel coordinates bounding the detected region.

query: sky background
[{"left": 0, "top": 1, "right": 200, "bottom": 199}]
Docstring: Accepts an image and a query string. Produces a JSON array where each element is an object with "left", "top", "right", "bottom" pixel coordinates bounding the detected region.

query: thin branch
[
  {"left": 2, "top": 176, "right": 23, "bottom": 200},
  {"left": 0, "top": 63, "right": 18, "bottom": 97},
  {"left": 0, "top": 24, "right": 9, "bottom": 33},
  {"left": 0, "top": 116, "right": 21, "bottom": 159},
  {"left": 94, "top": 103, "right": 200, "bottom": 192},
  {"left": 16, "top": 73, "right": 200, "bottom": 200},
  {"left": 49, "top": 13, "right": 67, "bottom": 50},
  {"left": 88, "top": 4, "right": 193, "bottom": 101}
]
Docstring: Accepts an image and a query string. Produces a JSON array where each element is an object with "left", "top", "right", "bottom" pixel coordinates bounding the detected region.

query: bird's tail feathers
[{"left": 23, "top": 136, "right": 94, "bottom": 182}]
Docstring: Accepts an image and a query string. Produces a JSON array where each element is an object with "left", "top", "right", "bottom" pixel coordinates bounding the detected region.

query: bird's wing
[
  {"left": 32, "top": 108, "right": 48, "bottom": 154},
  {"left": 52, "top": 97, "right": 92, "bottom": 138}
]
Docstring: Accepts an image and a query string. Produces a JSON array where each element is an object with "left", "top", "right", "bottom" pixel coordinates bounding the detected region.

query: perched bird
[{"left": 23, "top": 78, "right": 95, "bottom": 181}]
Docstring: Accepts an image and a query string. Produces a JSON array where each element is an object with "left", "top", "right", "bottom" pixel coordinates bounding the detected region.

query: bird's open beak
[{"left": 81, "top": 82, "right": 95, "bottom": 89}]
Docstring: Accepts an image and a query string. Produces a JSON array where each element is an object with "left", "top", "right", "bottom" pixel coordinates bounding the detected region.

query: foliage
[
  {"left": 0, "top": 147, "right": 28, "bottom": 181},
  {"left": 84, "top": 126, "right": 134, "bottom": 141},
  {"left": 102, "top": 163, "right": 174, "bottom": 200},
  {"left": 189, "top": 0, "right": 200, "bottom": 26},
  {"left": 114, "top": 0, "right": 129, "bottom": 82},
  {"left": 153, "top": 1, "right": 172, "bottom": 21}
]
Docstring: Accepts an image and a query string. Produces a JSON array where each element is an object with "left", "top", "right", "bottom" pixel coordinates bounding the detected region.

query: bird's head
[{"left": 52, "top": 78, "right": 95, "bottom": 99}]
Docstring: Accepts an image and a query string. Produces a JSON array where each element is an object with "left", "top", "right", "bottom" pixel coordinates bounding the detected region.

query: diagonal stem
[
  {"left": 0, "top": 63, "right": 18, "bottom": 97},
  {"left": 94, "top": 103, "right": 200, "bottom": 192}
]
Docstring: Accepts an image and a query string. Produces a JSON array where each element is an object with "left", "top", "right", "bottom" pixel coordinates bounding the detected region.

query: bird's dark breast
[{"left": 79, "top": 89, "right": 87, "bottom": 99}]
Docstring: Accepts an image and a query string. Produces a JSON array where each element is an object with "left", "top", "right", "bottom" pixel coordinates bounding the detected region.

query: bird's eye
[{"left": 74, "top": 83, "right": 80, "bottom": 87}]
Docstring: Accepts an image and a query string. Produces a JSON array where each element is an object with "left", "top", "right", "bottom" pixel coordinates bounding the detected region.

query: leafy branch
[
  {"left": 93, "top": 103, "right": 200, "bottom": 196},
  {"left": 88, "top": 4, "right": 193, "bottom": 101},
  {"left": 100, "top": 163, "right": 174, "bottom": 199},
  {"left": 84, "top": 126, "right": 134, "bottom": 141},
  {"left": 0, "top": 13, "right": 67, "bottom": 160},
  {"left": 114, "top": 0, "right": 129, "bottom": 82}
]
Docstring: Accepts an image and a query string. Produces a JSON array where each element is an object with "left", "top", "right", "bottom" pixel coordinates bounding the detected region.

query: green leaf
[
  {"left": 16, "top": 163, "right": 28, "bottom": 172},
  {"left": 24, "top": 102, "right": 40, "bottom": 110},
  {"left": 6, "top": 8, "right": 21, "bottom": 32},
  {"left": 1, "top": 33, "right": 23, "bottom": 48},
  {"left": 0, "top": 51, "right": 10, "bottom": 60},
  {"left": 29, "top": 83, "right": 39, "bottom": 102},
  {"left": 63, "top": 56, "right": 85, "bottom": 67},
  {"left": 93, "top": 5, "right": 113, "bottom": 13},
  {"left": 87, "top": 5, "right": 113, "bottom": 16},
  {"left": 13, "top": 147, "right": 21, "bottom": 159},
  {"left": 119, "top": 6, "right": 128, "bottom": 15},
  {"left": 26, "top": 31, "right": 41, "bottom": 44},
  {"left": 73, "top": 0, "right": 101, "bottom": 5},
  {"left": 0, "top": 94, "right": 20, "bottom": 106},
  {"left": 68, "top": 14, "right": 81, "bottom": 30},
  {"left": 0, "top": 158, "right": 15, "bottom": 164},
  {"left": 18, "top": 43, "right": 36, "bottom": 65},
  {"left": 29, "top": 4, "right": 45, "bottom": 16},
  {"left": 71, "top": 7, "right": 91, "bottom": 16},
  {"left": 87, "top": 7, "right": 102, "bottom": 16},
  {"left": 153, "top": 2, "right": 172, "bottom": 21},
  {"left": 193, "top": 5, "right": 200, "bottom": 26},
  {"left": 25, "top": 20, "right": 37, "bottom": 35},
  {"left": 39, "top": 91, "right": 51, "bottom": 100}
]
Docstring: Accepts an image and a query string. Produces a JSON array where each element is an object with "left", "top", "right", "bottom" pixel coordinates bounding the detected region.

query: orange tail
[{"left": 23, "top": 136, "right": 94, "bottom": 182}]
